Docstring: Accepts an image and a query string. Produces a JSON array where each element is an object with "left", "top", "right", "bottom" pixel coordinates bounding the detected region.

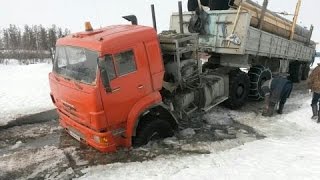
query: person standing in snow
[
  {"left": 307, "top": 63, "right": 320, "bottom": 122},
  {"left": 261, "top": 77, "right": 293, "bottom": 117}
]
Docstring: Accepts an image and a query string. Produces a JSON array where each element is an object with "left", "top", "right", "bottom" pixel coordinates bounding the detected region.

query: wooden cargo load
[{"left": 188, "top": 0, "right": 314, "bottom": 46}]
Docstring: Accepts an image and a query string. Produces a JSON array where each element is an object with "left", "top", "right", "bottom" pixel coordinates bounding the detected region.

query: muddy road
[{"left": 0, "top": 82, "right": 309, "bottom": 180}]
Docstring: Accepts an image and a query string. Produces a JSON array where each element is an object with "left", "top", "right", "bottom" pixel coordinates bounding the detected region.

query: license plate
[{"left": 68, "top": 129, "right": 81, "bottom": 142}]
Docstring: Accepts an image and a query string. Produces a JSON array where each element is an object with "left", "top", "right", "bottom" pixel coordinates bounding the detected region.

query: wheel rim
[
  {"left": 236, "top": 84, "right": 245, "bottom": 98},
  {"left": 148, "top": 132, "right": 160, "bottom": 142}
]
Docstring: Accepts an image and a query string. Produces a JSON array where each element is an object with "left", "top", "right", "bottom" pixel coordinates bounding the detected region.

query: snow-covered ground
[
  {"left": 0, "top": 59, "right": 319, "bottom": 179},
  {"left": 78, "top": 94, "right": 320, "bottom": 180},
  {"left": 311, "top": 57, "right": 320, "bottom": 69},
  {"left": 0, "top": 61, "right": 54, "bottom": 126}
]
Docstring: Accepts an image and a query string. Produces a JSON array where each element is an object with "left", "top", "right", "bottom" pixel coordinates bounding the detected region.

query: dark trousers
[
  {"left": 311, "top": 92, "right": 320, "bottom": 106},
  {"left": 279, "top": 83, "right": 293, "bottom": 105}
]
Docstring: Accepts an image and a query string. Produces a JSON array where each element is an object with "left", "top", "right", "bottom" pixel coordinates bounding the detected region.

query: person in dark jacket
[{"left": 261, "top": 77, "right": 293, "bottom": 117}]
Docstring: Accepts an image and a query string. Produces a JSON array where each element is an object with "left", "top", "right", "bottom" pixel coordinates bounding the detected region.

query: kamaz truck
[{"left": 49, "top": 0, "right": 316, "bottom": 152}]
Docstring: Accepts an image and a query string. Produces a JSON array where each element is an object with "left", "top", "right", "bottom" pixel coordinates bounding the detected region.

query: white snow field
[
  {"left": 0, "top": 61, "right": 54, "bottom": 126},
  {"left": 78, "top": 94, "right": 320, "bottom": 180}
]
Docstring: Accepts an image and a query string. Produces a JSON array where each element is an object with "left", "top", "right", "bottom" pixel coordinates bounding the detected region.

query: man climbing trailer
[{"left": 261, "top": 78, "right": 293, "bottom": 117}]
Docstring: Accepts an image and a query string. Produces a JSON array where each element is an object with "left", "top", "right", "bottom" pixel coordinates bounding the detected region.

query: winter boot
[
  {"left": 311, "top": 104, "right": 318, "bottom": 120},
  {"left": 262, "top": 95, "right": 272, "bottom": 117},
  {"left": 262, "top": 95, "right": 276, "bottom": 117},
  {"left": 277, "top": 103, "right": 285, "bottom": 114},
  {"left": 262, "top": 103, "right": 276, "bottom": 117}
]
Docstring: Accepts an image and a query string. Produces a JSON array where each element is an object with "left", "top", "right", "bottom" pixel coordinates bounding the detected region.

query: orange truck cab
[
  {"left": 49, "top": 18, "right": 233, "bottom": 152},
  {"left": 49, "top": 25, "right": 178, "bottom": 152}
]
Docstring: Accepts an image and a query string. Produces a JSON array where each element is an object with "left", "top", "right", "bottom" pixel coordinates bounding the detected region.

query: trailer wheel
[
  {"left": 289, "top": 62, "right": 303, "bottom": 83},
  {"left": 224, "top": 69, "right": 250, "bottom": 109},
  {"left": 301, "top": 63, "right": 310, "bottom": 80},
  {"left": 133, "top": 119, "right": 174, "bottom": 147},
  {"left": 248, "top": 65, "right": 272, "bottom": 100}
]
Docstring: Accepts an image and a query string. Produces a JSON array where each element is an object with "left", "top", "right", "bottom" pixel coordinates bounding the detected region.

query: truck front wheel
[
  {"left": 224, "top": 69, "right": 250, "bottom": 109},
  {"left": 133, "top": 119, "right": 174, "bottom": 147}
]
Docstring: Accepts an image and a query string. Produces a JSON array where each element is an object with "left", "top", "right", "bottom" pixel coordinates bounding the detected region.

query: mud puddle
[{"left": 0, "top": 113, "right": 261, "bottom": 179}]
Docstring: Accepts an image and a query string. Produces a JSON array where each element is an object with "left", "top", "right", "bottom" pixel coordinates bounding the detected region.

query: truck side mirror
[{"left": 98, "top": 57, "right": 112, "bottom": 93}]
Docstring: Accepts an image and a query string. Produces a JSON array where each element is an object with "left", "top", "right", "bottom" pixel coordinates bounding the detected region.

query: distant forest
[{"left": 0, "top": 24, "right": 70, "bottom": 63}]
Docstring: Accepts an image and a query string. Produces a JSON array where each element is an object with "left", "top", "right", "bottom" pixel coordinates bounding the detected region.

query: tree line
[{"left": 0, "top": 24, "right": 70, "bottom": 63}]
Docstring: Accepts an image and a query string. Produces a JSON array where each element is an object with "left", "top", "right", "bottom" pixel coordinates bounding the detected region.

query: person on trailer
[
  {"left": 261, "top": 77, "right": 293, "bottom": 117},
  {"left": 308, "top": 63, "right": 320, "bottom": 122}
]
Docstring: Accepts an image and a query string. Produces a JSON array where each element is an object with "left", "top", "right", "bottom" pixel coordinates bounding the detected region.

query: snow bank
[
  {"left": 0, "top": 63, "right": 54, "bottom": 126},
  {"left": 312, "top": 57, "right": 320, "bottom": 69},
  {"left": 79, "top": 136, "right": 320, "bottom": 180},
  {"left": 78, "top": 95, "right": 320, "bottom": 180}
]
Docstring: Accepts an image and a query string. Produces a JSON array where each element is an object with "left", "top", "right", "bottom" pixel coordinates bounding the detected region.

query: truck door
[{"left": 100, "top": 43, "right": 152, "bottom": 127}]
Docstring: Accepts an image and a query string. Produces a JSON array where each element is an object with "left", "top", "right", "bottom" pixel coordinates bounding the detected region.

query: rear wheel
[
  {"left": 289, "top": 62, "right": 303, "bottom": 83},
  {"left": 301, "top": 63, "right": 310, "bottom": 80},
  {"left": 224, "top": 69, "right": 250, "bottom": 109},
  {"left": 248, "top": 65, "right": 272, "bottom": 100},
  {"left": 133, "top": 119, "right": 174, "bottom": 147}
]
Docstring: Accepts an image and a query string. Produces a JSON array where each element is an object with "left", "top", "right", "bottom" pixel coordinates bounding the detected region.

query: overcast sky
[{"left": 1, "top": 0, "right": 319, "bottom": 50}]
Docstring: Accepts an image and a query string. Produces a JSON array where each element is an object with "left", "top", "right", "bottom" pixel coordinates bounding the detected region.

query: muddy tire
[
  {"left": 224, "top": 69, "right": 250, "bottom": 109},
  {"left": 289, "top": 62, "right": 303, "bottom": 83},
  {"left": 301, "top": 63, "right": 310, "bottom": 80},
  {"left": 133, "top": 119, "right": 174, "bottom": 147},
  {"left": 248, "top": 65, "right": 272, "bottom": 100}
]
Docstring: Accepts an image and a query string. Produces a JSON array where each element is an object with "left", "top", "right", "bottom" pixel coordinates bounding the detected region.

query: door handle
[
  {"left": 112, "top": 87, "right": 121, "bottom": 93},
  {"left": 137, "top": 85, "right": 144, "bottom": 89}
]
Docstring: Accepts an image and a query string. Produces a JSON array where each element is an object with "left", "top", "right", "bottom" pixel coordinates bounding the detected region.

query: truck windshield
[{"left": 53, "top": 46, "right": 99, "bottom": 85}]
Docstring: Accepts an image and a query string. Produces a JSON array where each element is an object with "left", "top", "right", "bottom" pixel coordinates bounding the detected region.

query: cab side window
[
  {"left": 105, "top": 55, "right": 116, "bottom": 80},
  {"left": 114, "top": 50, "right": 137, "bottom": 76},
  {"left": 104, "top": 50, "right": 137, "bottom": 80}
]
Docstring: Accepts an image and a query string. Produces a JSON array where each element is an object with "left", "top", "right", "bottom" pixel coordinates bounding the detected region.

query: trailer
[{"left": 170, "top": 6, "right": 315, "bottom": 100}]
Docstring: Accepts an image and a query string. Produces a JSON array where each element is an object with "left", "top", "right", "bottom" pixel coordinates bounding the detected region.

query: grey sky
[{"left": 1, "top": 0, "right": 319, "bottom": 50}]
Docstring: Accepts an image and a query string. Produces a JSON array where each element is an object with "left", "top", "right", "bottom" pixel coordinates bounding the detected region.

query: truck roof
[{"left": 56, "top": 25, "right": 157, "bottom": 54}]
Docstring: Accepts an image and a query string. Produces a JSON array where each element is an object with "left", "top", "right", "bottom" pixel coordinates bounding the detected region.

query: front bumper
[{"left": 58, "top": 110, "right": 119, "bottom": 152}]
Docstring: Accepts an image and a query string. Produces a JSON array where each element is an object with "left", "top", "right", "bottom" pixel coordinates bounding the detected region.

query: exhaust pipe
[
  {"left": 178, "top": 1, "right": 184, "bottom": 34},
  {"left": 122, "top": 15, "right": 138, "bottom": 25},
  {"left": 151, "top": 4, "right": 158, "bottom": 32}
]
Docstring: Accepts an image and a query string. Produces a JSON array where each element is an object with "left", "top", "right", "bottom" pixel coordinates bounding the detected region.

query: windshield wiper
[
  {"left": 74, "top": 81, "right": 84, "bottom": 90},
  {"left": 64, "top": 77, "right": 71, "bottom": 81}
]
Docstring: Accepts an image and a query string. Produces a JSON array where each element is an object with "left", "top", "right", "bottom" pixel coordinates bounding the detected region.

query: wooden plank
[{"left": 233, "top": 0, "right": 311, "bottom": 44}]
